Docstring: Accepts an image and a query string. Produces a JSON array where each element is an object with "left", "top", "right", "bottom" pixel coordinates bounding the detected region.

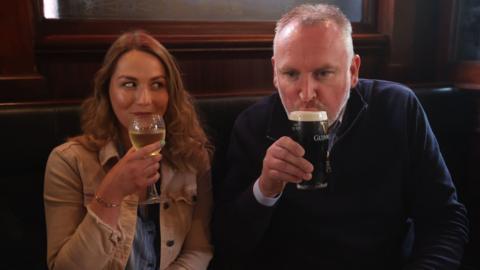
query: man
[{"left": 212, "top": 4, "right": 469, "bottom": 269}]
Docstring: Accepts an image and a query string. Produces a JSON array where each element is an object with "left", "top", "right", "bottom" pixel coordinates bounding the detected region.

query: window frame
[{"left": 34, "top": 0, "right": 378, "bottom": 50}]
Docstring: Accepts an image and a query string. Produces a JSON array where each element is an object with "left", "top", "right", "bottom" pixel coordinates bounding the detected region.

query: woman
[{"left": 44, "top": 30, "right": 213, "bottom": 269}]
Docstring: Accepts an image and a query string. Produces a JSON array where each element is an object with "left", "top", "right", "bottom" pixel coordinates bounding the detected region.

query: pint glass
[{"left": 289, "top": 111, "right": 329, "bottom": 190}]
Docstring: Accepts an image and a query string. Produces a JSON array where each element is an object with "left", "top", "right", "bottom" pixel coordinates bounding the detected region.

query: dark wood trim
[
  {"left": 362, "top": 0, "right": 377, "bottom": 26},
  {"left": 352, "top": 33, "right": 389, "bottom": 48},
  {"left": 182, "top": 89, "right": 274, "bottom": 98},
  {"left": 0, "top": 75, "right": 47, "bottom": 101},
  {"left": 376, "top": 0, "right": 394, "bottom": 35},
  {"left": 0, "top": 99, "right": 81, "bottom": 108},
  {"left": 0, "top": 89, "right": 272, "bottom": 108},
  {"left": 36, "top": 32, "right": 275, "bottom": 52},
  {"left": 452, "top": 62, "right": 480, "bottom": 90},
  {"left": 36, "top": 32, "right": 388, "bottom": 52},
  {"left": 436, "top": 0, "right": 458, "bottom": 81},
  {"left": 35, "top": 21, "right": 377, "bottom": 49},
  {"left": 26, "top": 0, "right": 390, "bottom": 103},
  {"left": 37, "top": 19, "right": 276, "bottom": 37},
  {"left": 437, "top": 0, "right": 480, "bottom": 91},
  {"left": 0, "top": 0, "right": 36, "bottom": 75}
]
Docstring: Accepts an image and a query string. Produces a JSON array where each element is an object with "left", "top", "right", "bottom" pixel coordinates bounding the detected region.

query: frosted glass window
[
  {"left": 43, "top": 0, "right": 364, "bottom": 22},
  {"left": 455, "top": 0, "right": 480, "bottom": 60}
]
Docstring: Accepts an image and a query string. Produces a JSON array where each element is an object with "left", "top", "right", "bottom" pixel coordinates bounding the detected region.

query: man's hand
[{"left": 259, "top": 136, "right": 313, "bottom": 197}]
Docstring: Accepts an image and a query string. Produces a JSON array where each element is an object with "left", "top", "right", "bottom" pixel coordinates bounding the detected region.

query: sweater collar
[{"left": 265, "top": 94, "right": 291, "bottom": 142}]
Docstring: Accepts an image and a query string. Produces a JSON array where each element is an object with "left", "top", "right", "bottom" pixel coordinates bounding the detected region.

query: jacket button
[
  {"left": 166, "top": 240, "right": 175, "bottom": 247},
  {"left": 163, "top": 202, "right": 170, "bottom": 209}
]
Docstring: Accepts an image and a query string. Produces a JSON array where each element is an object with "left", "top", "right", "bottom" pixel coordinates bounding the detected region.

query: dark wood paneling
[
  {"left": 444, "top": 0, "right": 480, "bottom": 90},
  {"left": 0, "top": 0, "right": 35, "bottom": 75},
  {"left": 436, "top": 0, "right": 458, "bottom": 82},
  {"left": 437, "top": 0, "right": 480, "bottom": 92},
  {"left": 0, "top": 76, "right": 47, "bottom": 101},
  {"left": 0, "top": 0, "right": 46, "bottom": 102},
  {"left": 26, "top": 0, "right": 383, "bottom": 101},
  {"left": 2, "top": 0, "right": 441, "bottom": 103},
  {"left": 377, "top": 0, "right": 407, "bottom": 81},
  {"left": 377, "top": 0, "right": 446, "bottom": 83},
  {"left": 452, "top": 62, "right": 480, "bottom": 90},
  {"left": 0, "top": 0, "right": 465, "bottom": 101},
  {"left": 34, "top": 33, "right": 388, "bottom": 101}
]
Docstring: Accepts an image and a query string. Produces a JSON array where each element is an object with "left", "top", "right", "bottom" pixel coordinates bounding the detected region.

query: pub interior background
[{"left": 1, "top": 0, "right": 479, "bottom": 269}]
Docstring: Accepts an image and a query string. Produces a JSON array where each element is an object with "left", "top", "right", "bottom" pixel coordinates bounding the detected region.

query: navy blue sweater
[{"left": 212, "top": 79, "right": 469, "bottom": 270}]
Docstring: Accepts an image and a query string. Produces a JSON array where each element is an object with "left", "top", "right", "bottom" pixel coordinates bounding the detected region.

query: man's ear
[
  {"left": 350, "top": 54, "right": 361, "bottom": 87},
  {"left": 272, "top": 56, "right": 278, "bottom": 89}
]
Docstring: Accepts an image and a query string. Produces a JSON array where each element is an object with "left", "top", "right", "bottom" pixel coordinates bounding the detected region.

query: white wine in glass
[
  {"left": 128, "top": 114, "right": 166, "bottom": 204},
  {"left": 129, "top": 128, "right": 166, "bottom": 156}
]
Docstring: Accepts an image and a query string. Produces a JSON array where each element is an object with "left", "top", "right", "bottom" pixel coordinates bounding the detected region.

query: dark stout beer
[{"left": 289, "top": 111, "right": 329, "bottom": 190}]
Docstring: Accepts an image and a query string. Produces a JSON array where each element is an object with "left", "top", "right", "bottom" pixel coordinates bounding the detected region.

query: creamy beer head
[{"left": 288, "top": 111, "right": 328, "bottom": 122}]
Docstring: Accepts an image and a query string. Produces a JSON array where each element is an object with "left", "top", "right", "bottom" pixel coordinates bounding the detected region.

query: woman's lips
[{"left": 132, "top": 112, "right": 154, "bottom": 116}]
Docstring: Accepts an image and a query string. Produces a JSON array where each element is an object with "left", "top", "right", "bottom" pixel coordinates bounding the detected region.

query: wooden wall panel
[
  {"left": 0, "top": 0, "right": 46, "bottom": 101},
  {"left": 0, "top": 0, "right": 35, "bottom": 74},
  {"left": 1, "top": 0, "right": 473, "bottom": 102},
  {"left": 33, "top": 33, "right": 388, "bottom": 101},
  {"left": 174, "top": 49, "right": 275, "bottom": 97},
  {"left": 36, "top": 52, "right": 103, "bottom": 100},
  {"left": 452, "top": 62, "right": 480, "bottom": 90},
  {"left": 377, "top": 0, "right": 443, "bottom": 83}
]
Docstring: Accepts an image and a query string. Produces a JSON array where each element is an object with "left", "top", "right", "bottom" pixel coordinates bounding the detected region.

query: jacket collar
[{"left": 99, "top": 140, "right": 121, "bottom": 168}]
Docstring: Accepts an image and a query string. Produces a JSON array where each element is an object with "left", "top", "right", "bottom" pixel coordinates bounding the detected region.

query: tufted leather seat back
[{"left": 0, "top": 89, "right": 478, "bottom": 269}]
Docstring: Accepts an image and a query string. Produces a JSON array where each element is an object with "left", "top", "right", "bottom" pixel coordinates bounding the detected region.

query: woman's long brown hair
[{"left": 76, "top": 30, "right": 212, "bottom": 173}]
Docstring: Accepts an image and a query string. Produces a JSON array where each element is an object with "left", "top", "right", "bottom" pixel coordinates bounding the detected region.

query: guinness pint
[{"left": 289, "top": 111, "right": 329, "bottom": 190}]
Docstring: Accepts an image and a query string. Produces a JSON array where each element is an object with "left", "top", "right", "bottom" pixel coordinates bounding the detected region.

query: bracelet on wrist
[{"left": 94, "top": 194, "right": 120, "bottom": 208}]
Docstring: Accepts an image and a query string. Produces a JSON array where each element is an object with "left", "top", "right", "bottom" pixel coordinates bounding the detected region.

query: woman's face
[{"left": 109, "top": 50, "right": 169, "bottom": 145}]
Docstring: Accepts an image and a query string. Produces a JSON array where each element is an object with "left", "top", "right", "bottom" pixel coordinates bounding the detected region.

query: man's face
[{"left": 272, "top": 21, "right": 361, "bottom": 123}]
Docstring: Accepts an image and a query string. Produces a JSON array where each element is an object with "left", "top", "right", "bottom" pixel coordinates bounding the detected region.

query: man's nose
[{"left": 299, "top": 76, "right": 316, "bottom": 101}]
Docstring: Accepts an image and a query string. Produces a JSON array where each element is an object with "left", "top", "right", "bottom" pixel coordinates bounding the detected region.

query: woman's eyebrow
[
  {"left": 116, "top": 75, "right": 137, "bottom": 80},
  {"left": 150, "top": 75, "right": 166, "bottom": 80}
]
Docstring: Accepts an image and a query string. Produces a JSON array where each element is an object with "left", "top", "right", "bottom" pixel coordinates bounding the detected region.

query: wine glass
[{"left": 128, "top": 114, "right": 166, "bottom": 204}]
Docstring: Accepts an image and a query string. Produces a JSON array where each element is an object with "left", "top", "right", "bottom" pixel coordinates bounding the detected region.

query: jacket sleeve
[
  {"left": 212, "top": 110, "right": 278, "bottom": 267},
  {"left": 166, "top": 170, "right": 214, "bottom": 270},
  {"left": 44, "top": 145, "right": 124, "bottom": 270},
  {"left": 403, "top": 93, "right": 469, "bottom": 269}
]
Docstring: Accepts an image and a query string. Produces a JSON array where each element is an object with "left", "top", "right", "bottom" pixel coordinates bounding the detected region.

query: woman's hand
[
  {"left": 97, "top": 141, "right": 163, "bottom": 202},
  {"left": 89, "top": 141, "right": 162, "bottom": 228}
]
